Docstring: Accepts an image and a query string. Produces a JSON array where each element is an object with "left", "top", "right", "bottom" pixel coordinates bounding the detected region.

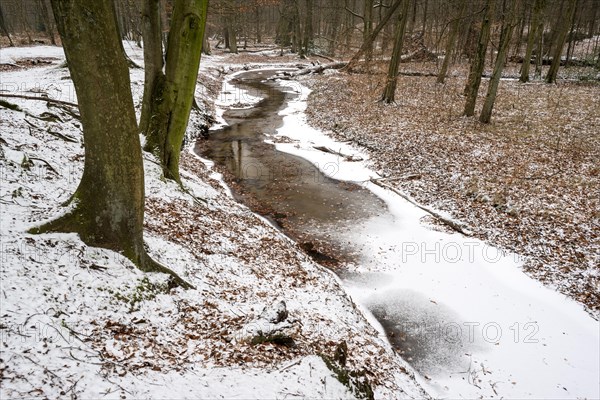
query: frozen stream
[{"left": 196, "top": 69, "right": 599, "bottom": 399}]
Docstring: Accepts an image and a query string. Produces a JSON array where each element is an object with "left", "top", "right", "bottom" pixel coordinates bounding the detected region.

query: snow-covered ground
[
  {"left": 0, "top": 45, "right": 427, "bottom": 399},
  {"left": 269, "top": 77, "right": 600, "bottom": 399}
]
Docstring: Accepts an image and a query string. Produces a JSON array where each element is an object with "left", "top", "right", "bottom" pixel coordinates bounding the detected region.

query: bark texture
[
  {"left": 546, "top": 0, "right": 577, "bottom": 83},
  {"left": 35, "top": 0, "right": 189, "bottom": 287},
  {"left": 520, "top": 0, "right": 545, "bottom": 82},
  {"left": 139, "top": 0, "right": 164, "bottom": 134},
  {"left": 463, "top": 0, "right": 495, "bottom": 117},
  {"left": 144, "top": 0, "right": 208, "bottom": 183},
  {"left": 480, "top": 0, "right": 517, "bottom": 123},
  {"left": 381, "top": 0, "right": 411, "bottom": 103}
]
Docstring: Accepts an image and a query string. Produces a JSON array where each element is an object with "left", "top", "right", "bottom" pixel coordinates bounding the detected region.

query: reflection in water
[{"left": 197, "top": 70, "right": 474, "bottom": 376}]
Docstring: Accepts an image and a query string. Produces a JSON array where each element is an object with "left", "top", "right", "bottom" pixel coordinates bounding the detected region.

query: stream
[{"left": 195, "top": 69, "right": 599, "bottom": 399}]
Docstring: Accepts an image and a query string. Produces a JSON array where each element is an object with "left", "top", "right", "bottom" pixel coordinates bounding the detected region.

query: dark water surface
[{"left": 195, "top": 70, "right": 470, "bottom": 376}]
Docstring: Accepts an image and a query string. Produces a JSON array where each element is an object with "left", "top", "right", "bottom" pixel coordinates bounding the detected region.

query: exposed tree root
[{"left": 29, "top": 210, "right": 194, "bottom": 290}]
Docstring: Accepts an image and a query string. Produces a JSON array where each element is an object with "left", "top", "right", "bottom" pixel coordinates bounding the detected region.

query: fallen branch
[
  {"left": 313, "top": 145, "right": 363, "bottom": 161},
  {"left": 271, "top": 62, "right": 347, "bottom": 80},
  {"left": 371, "top": 179, "right": 471, "bottom": 236},
  {"left": 0, "top": 93, "right": 78, "bottom": 108},
  {"left": 47, "top": 102, "right": 80, "bottom": 120},
  {"left": 28, "top": 157, "right": 59, "bottom": 175},
  {"left": 47, "top": 130, "right": 79, "bottom": 143}
]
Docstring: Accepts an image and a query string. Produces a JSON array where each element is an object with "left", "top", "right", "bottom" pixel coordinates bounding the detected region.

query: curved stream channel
[{"left": 195, "top": 69, "right": 599, "bottom": 399}]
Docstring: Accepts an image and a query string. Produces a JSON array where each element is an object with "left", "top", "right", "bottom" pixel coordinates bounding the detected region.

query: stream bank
[{"left": 198, "top": 67, "right": 600, "bottom": 400}]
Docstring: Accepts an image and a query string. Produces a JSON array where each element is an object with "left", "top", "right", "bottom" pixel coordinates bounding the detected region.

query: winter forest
[{"left": 0, "top": 0, "right": 598, "bottom": 398}]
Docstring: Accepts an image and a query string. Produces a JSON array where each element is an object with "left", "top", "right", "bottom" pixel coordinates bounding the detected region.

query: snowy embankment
[
  {"left": 0, "top": 45, "right": 426, "bottom": 398},
  {"left": 268, "top": 76, "right": 600, "bottom": 399}
]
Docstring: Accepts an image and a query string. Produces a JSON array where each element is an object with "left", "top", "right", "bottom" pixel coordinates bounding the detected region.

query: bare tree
[
  {"left": 381, "top": 0, "right": 411, "bottom": 103},
  {"left": 546, "top": 0, "right": 577, "bottom": 83},
  {"left": 463, "top": 0, "right": 495, "bottom": 117},
  {"left": 480, "top": 0, "right": 518, "bottom": 123}
]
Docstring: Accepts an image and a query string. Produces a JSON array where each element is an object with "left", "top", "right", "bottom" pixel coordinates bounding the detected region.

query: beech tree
[
  {"left": 381, "top": 0, "right": 411, "bottom": 103},
  {"left": 480, "top": 0, "right": 518, "bottom": 123},
  {"left": 0, "top": 3, "right": 14, "bottom": 46},
  {"left": 463, "top": 0, "right": 495, "bottom": 117},
  {"left": 141, "top": 0, "right": 209, "bottom": 183},
  {"left": 437, "top": 0, "right": 466, "bottom": 84},
  {"left": 520, "top": 0, "right": 545, "bottom": 82},
  {"left": 546, "top": 0, "right": 577, "bottom": 83},
  {"left": 32, "top": 0, "right": 189, "bottom": 287}
]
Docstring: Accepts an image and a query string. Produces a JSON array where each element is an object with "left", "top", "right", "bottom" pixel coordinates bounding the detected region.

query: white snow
[
  {"left": 270, "top": 76, "right": 600, "bottom": 400},
  {"left": 0, "top": 45, "right": 427, "bottom": 399}
]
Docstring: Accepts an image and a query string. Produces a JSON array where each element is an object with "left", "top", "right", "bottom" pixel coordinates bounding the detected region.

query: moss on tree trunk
[
  {"left": 144, "top": 0, "right": 208, "bottom": 183},
  {"left": 34, "top": 0, "right": 190, "bottom": 289}
]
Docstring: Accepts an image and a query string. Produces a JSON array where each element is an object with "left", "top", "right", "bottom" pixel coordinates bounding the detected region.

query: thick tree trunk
[
  {"left": 145, "top": 0, "right": 208, "bottom": 183},
  {"left": 520, "top": 0, "right": 545, "bottom": 82},
  {"left": 437, "top": 0, "right": 466, "bottom": 84},
  {"left": 463, "top": 0, "right": 495, "bottom": 117},
  {"left": 546, "top": 0, "right": 577, "bottom": 83},
  {"left": 37, "top": 0, "right": 188, "bottom": 286},
  {"left": 380, "top": 0, "right": 411, "bottom": 103},
  {"left": 139, "top": 0, "right": 164, "bottom": 134},
  {"left": 480, "top": 0, "right": 517, "bottom": 123}
]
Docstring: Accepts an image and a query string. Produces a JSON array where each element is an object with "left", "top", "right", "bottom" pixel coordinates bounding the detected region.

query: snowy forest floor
[
  {"left": 0, "top": 44, "right": 428, "bottom": 398},
  {"left": 301, "top": 61, "right": 599, "bottom": 317}
]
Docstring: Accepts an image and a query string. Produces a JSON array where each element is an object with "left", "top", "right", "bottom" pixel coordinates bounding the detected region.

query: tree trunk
[
  {"left": 256, "top": 6, "right": 262, "bottom": 43},
  {"left": 303, "top": 0, "right": 314, "bottom": 55},
  {"left": 227, "top": 15, "right": 238, "bottom": 53},
  {"left": 463, "top": 0, "right": 495, "bottom": 117},
  {"left": 345, "top": 0, "right": 404, "bottom": 70},
  {"left": 380, "top": 0, "right": 411, "bottom": 103},
  {"left": 0, "top": 3, "right": 14, "bottom": 46},
  {"left": 293, "top": 0, "right": 303, "bottom": 56},
  {"left": 139, "top": 0, "right": 164, "bottom": 134},
  {"left": 520, "top": 0, "right": 544, "bottom": 82},
  {"left": 546, "top": 0, "right": 577, "bottom": 83},
  {"left": 565, "top": 3, "right": 580, "bottom": 66},
  {"left": 480, "top": 0, "right": 517, "bottom": 123},
  {"left": 363, "top": 0, "right": 374, "bottom": 60},
  {"left": 202, "top": 30, "right": 211, "bottom": 55},
  {"left": 437, "top": 0, "right": 466, "bottom": 84},
  {"left": 37, "top": 0, "right": 188, "bottom": 286},
  {"left": 145, "top": 0, "right": 208, "bottom": 183},
  {"left": 534, "top": 20, "right": 544, "bottom": 78},
  {"left": 39, "top": 0, "right": 57, "bottom": 45}
]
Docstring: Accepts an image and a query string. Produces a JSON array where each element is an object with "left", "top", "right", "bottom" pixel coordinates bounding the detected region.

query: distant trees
[
  {"left": 381, "top": 0, "right": 411, "bottom": 103},
  {"left": 479, "top": 0, "right": 518, "bottom": 123},
  {"left": 463, "top": 0, "right": 495, "bottom": 117},
  {"left": 546, "top": 0, "right": 577, "bottom": 83},
  {"left": 520, "top": 0, "right": 545, "bottom": 82}
]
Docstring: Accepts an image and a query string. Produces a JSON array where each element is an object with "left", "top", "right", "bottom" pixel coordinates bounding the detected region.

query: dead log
[
  {"left": 272, "top": 62, "right": 348, "bottom": 80},
  {"left": 371, "top": 179, "right": 471, "bottom": 236},
  {"left": 313, "top": 145, "right": 363, "bottom": 161}
]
